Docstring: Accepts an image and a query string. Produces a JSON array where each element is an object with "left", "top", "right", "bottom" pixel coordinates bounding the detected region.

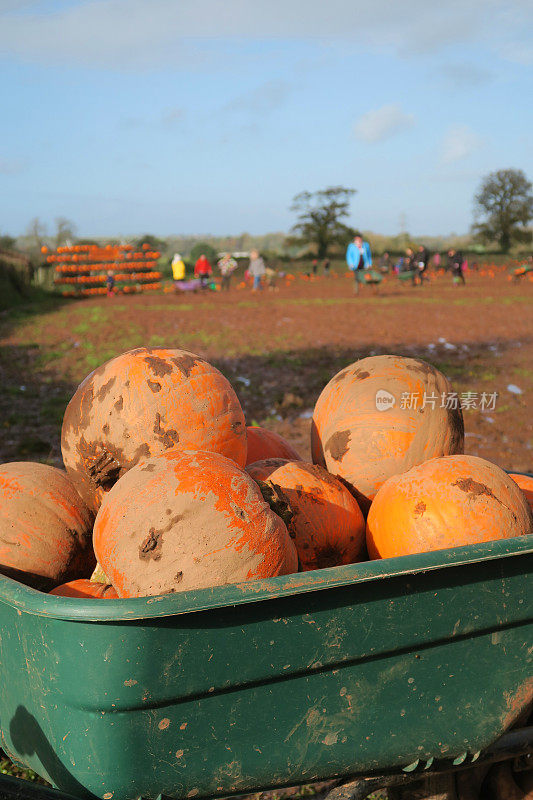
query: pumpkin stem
[
  {"left": 256, "top": 480, "right": 295, "bottom": 533},
  {"left": 84, "top": 446, "right": 122, "bottom": 490}
]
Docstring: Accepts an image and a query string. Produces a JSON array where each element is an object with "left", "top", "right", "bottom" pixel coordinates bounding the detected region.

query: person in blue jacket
[{"left": 346, "top": 233, "right": 373, "bottom": 294}]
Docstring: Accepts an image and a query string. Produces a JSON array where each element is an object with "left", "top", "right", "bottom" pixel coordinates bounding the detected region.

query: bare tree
[
  {"left": 26, "top": 217, "right": 47, "bottom": 250},
  {"left": 55, "top": 217, "right": 77, "bottom": 248}
]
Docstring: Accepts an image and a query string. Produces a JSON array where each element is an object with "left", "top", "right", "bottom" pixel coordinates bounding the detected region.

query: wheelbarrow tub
[
  {"left": 398, "top": 270, "right": 417, "bottom": 282},
  {"left": 354, "top": 270, "right": 382, "bottom": 284},
  {"left": 0, "top": 536, "right": 531, "bottom": 800}
]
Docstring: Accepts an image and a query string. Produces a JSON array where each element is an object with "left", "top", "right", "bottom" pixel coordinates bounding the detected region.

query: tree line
[
  {"left": 1, "top": 169, "right": 531, "bottom": 261},
  {"left": 289, "top": 170, "right": 532, "bottom": 259}
]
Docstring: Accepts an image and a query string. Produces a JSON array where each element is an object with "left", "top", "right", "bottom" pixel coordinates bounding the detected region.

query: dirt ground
[{"left": 1, "top": 268, "right": 532, "bottom": 472}]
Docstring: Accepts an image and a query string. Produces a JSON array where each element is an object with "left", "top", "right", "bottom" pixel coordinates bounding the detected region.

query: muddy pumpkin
[
  {"left": 0, "top": 462, "right": 95, "bottom": 590},
  {"left": 61, "top": 348, "right": 247, "bottom": 512},
  {"left": 366, "top": 455, "right": 533, "bottom": 560},
  {"left": 93, "top": 450, "right": 298, "bottom": 597},
  {"left": 245, "top": 426, "right": 302, "bottom": 465},
  {"left": 247, "top": 458, "right": 366, "bottom": 571},
  {"left": 311, "top": 355, "right": 464, "bottom": 513},
  {"left": 50, "top": 579, "right": 118, "bottom": 599},
  {"left": 509, "top": 473, "right": 533, "bottom": 512}
]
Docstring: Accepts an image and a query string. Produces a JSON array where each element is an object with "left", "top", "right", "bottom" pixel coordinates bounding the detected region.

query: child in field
[
  {"left": 248, "top": 250, "right": 266, "bottom": 292},
  {"left": 447, "top": 249, "right": 466, "bottom": 285},
  {"left": 265, "top": 265, "right": 278, "bottom": 291},
  {"left": 106, "top": 270, "right": 115, "bottom": 297}
]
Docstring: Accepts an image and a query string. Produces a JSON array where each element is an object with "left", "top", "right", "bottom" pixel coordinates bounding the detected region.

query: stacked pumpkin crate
[{"left": 49, "top": 243, "right": 162, "bottom": 297}]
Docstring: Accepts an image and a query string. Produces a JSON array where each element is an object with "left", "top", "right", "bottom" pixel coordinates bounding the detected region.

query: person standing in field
[
  {"left": 217, "top": 252, "right": 237, "bottom": 291},
  {"left": 405, "top": 247, "right": 417, "bottom": 286},
  {"left": 417, "top": 245, "right": 429, "bottom": 283},
  {"left": 447, "top": 249, "right": 466, "bottom": 285},
  {"left": 311, "top": 258, "right": 318, "bottom": 275},
  {"left": 106, "top": 270, "right": 115, "bottom": 297},
  {"left": 171, "top": 253, "right": 186, "bottom": 288},
  {"left": 248, "top": 249, "right": 266, "bottom": 292},
  {"left": 194, "top": 253, "right": 213, "bottom": 289},
  {"left": 346, "top": 233, "right": 372, "bottom": 294},
  {"left": 323, "top": 257, "right": 331, "bottom": 276}
]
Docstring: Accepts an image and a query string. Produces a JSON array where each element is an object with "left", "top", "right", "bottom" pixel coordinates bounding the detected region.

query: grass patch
[
  {"left": 148, "top": 334, "right": 167, "bottom": 346},
  {"left": 72, "top": 321, "right": 90, "bottom": 334},
  {"left": 1, "top": 755, "right": 45, "bottom": 784},
  {"left": 428, "top": 360, "right": 469, "bottom": 381},
  {"left": 147, "top": 303, "right": 206, "bottom": 312},
  {"left": 35, "top": 347, "right": 69, "bottom": 368},
  {"left": 513, "top": 367, "right": 533, "bottom": 379},
  {"left": 4, "top": 385, "right": 39, "bottom": 399},
  {"left": 16, "top": 435, "right": 51, "bottom": 455},
  {"left": 41, "top": 394, "right": 71, "bottom": 425},
  {"left": 82, "top": 341, "right": 122, "bottom": 369}
]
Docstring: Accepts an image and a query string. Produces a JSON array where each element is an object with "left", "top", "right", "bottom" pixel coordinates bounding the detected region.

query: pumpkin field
[{"left": 1, "top": 267, "right": 531, "bottom": 473}]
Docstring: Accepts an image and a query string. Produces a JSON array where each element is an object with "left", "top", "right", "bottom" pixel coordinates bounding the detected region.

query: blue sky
[{"left": 1, "top": 0, "right": 532, "bottom": 237}]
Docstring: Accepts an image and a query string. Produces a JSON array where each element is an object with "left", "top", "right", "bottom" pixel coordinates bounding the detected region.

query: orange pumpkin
[
  {"left": 312, "top": 355, "right": 464, "bottom": 513},
  {"left": 246, "top": 426, "right": 302, "bottom": 465},
  {"left": 62, "top": 348, "right": 247, "bottom": 512},
  {"left": 0, "top": 462, "right": 95, "bottom": 590},
  {"left": 93, "top": 450, "right": 298, "bottom": 597},
  {"left": 50, "top": 579, "right": 118, "bottom": 599},
  {"left": 366, "top": 455, "right": 533, "bottom": 560},
  {"left": 509, "top": 473, "right": 533, "bottom": 512},
  {"left": 247, "top": 459, "right": 366, "bottom": 570}
]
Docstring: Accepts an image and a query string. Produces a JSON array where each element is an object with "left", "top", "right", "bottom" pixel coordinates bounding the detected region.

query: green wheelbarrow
[
  {"left": 510, "top": 264, "right": 533, "bottom": 280},
  {"left": 353, "top": 269, "right": 382, "bottom": 285},
  {"left": 398, "top": 269, "right": 417, "bottom": 283},
  {"left": 0, "top": 518, "right": 532, "bottom": 799}
]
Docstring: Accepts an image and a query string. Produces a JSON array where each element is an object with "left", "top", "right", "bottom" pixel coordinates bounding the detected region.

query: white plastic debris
[
  {"left": 438, "top": 337, "right": 446, "bottom": 344},
  {"left": 507, "top": 384, "right": 523, "bottom": 395},
  {"left": 444, "top": 342, "right": 456, "bottom": 351},
  {"left": 299, "top": 410, "right": 313, "bottom": 419},
  {"left": 236, "top": 376, "right": 251, "bottom": 387}
]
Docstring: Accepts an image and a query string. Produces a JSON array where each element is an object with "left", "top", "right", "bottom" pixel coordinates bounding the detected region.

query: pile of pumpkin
[{"left": 0, "top": 349, "right": 532, "bottom": 600}]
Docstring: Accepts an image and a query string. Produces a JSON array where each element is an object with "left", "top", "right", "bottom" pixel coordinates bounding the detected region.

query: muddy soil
[{"left": 1, "top": 270, "right": 531, "bottom": 472}]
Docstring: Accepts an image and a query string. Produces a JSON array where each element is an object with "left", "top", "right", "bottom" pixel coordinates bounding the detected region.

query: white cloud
[
  {"left": 0, "top": 0, "right": 531, "bottom": 70},
  {"left": 440, "top": 125, "right": 484, "bottom": 163},
  {"left": 497, "top": 42, "right": 533, "bottom": 66},
  {"left": 354, "top": 104, "right": 415, "bottom": 143}
]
